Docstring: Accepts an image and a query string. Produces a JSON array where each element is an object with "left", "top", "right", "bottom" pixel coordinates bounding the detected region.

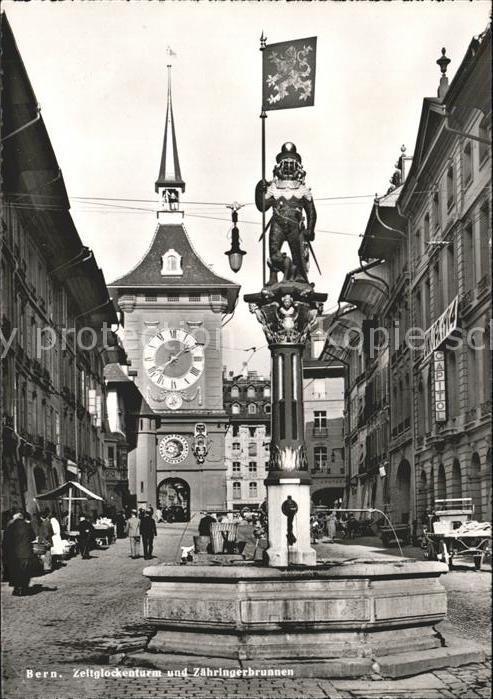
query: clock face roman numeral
[{"left": 143, "top": 327, "right": 205, "bottom": 388}]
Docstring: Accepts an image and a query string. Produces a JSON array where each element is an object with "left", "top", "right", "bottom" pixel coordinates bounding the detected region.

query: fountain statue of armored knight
[
  {"left": 245, "top": 143, "right": 327, "bottom": 566},
  {"left": 255, "top": 142, "right": 316, "bottom": 285}
]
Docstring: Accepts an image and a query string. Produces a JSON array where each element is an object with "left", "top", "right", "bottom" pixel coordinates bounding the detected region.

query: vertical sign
[{"left": 433, "top": 350, "right": 447, "bottom": 422}]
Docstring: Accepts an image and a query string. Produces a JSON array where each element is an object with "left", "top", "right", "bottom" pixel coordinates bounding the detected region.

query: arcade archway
[{"left": 157, "top": 477, "right": 190, "bottom": 521}]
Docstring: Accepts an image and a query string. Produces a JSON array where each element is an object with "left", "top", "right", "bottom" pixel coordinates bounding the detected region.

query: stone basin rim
[{"left": 143, "top": 561, "right": 448, "bottom": 580}]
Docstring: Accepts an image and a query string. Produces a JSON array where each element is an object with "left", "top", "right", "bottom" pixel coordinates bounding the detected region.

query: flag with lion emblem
[{"left": 262, "top": 36, "right": 317, "bottom": 111}]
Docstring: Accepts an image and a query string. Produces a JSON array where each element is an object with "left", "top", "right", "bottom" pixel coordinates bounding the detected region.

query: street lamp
[{"left": 225, "top": 202, "right": 246, "bottom": 273}]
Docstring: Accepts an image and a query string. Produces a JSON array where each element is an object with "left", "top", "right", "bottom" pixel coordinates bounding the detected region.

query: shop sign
[
  {"left": 424, "top": 296, "right": 458, "bottom": 359},
  {"left": 433, "top": 350, "right": 447, "bottom": 422}
]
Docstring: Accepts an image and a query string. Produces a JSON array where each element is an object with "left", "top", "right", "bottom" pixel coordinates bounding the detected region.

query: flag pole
[{"left": 260, "top": 32, "right": 267, "bottom": 288}]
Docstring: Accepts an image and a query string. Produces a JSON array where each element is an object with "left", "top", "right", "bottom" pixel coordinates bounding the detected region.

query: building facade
[
  {"left": 323, "top": 26, "right": 491, "bottom": 533},
  {"left": 1, "top": 15, "right": 117, "bottom": 523},
  {"left": 303, "top": 323, "right": 346, "bottom": 506},
  {"left": 223, "top": 370, "right": 271, "bottom": 511},
  {"left": 400, "top": 30, "right": 491, "bottom": 529},
  {"left": 108, "top": 66, "right": 239, "bottom": 518}
]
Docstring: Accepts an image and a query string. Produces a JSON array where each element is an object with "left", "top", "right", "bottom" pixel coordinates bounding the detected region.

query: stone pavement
[{"left": 1, "top": 523, "right": 491, "bottom": 699}]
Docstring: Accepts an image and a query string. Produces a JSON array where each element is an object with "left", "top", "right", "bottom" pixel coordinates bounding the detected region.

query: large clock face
[{"left": 143, "top": 328, "right": 204, "bottom": 391}]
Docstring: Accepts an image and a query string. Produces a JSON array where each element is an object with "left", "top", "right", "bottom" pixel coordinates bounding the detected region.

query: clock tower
[{"left": 109, "top": 62, "right": 240, "bottom": 517}]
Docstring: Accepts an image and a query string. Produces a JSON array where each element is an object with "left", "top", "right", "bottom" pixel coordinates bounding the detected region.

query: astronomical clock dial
[
  {"left": 159, "top": 435, "right": 189, "bottom": 464},
  {"left": 143, "top": 328, "right": 204, "bottom": 391}
]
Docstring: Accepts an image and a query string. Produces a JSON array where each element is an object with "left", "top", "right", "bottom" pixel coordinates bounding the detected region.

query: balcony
[
  {"left": 312, "top": 427, "right": 329, "bottom": 437},
  {"left": 477, "top": 274, "right": 490, "bottom": 297},
  {"left": 480, "top": 401, "right": 492, "bottom": 418},
  {"left": 465, "top": 407, "right": 477, "bottom": 424}
]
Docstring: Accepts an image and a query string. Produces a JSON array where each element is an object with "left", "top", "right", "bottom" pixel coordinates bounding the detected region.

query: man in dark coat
[
  {"left": 140, "top": 509, "right": 157, "bottom": 560},
  {"left": 76, "top": 514, "right": 95, "bottom": 559},
  {"left": 2, "top": 508, "right": 36, "bottom": 596}
]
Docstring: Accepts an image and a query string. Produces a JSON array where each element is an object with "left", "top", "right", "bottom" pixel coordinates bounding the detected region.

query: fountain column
[{"left": 246, "top": 285, "right": 326, "bottom": 566}]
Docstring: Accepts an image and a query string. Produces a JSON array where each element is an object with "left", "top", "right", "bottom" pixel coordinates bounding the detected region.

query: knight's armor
[{"left": 256, "top": 142, "right": 317, "bottom": 285}]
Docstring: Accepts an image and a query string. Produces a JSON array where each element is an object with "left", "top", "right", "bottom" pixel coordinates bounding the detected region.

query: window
[
  {"left": 167, "top": 255, "right": 178, "bottom": 272},
  {"left": 189, "top": 294, "right": 201, "bottom": 302},
  {"left": 232, "top": 462, "right": 241, "bottom": 473},
  {"left": 311, "top": 333, "right": 325, "bottom": 359},
  {"left": 314, "top": 411, "right": 327, "bottom": 429},
  {"left": 145, "top": 294, "right": 156, "bottom": 302},
  {"left": 232, "top": 442, "right": 240, "bottom": 452},
  {"left": 248, "top": 462, "right": 257, "bottom": 473},
  {"left": 231, "top": 385, "right": 239, "bottom": 398},
  {"left": 433, "top": 261, "right": 443, "bottom": 317},
  {"left": 463, "top": 142, "right": 473, "bottom": 185},
  {"left": 167, "top": 294, "right": 179, "bottom": 302},
  {"left": 432, "top": 191, "right": 441, "bottom": 229},
  {"left": 447, "top": 243, "right": 457, "bottom": 302},
  {"left": 424, "top": 213, "right": 430, "bottom": 243},
  {"left": 446, "top": 350, "right": 458, "bottom": 418},
  {"left": 263, "top": 385, "right": 271, "bottom": 398},
  {"left": 313, "top": 379, "right": 327, "bottom": 400},
  {"left": 479, "top": 117, "right": 490, "bottom": 164},
  {"left": 264, "top": 404, "right": 271, "bottom": 414},
  {"left": 249, "top": 482, "right": 258, "bottom": 498},
  {"left": 248, "top": 403, "right": 257, "bottom": 414},
  {"left": 248, "top": 443, "right": 257, "bottom": 457},
  {"left": 247, "top": 386, "right": 256, "bottom": 398},
  {"left": 231, "top": 403, "right": 241, "bottom": 415},
  {"left": 314, "top": 446, "right": 328, "bottom": 471},
  {"left": 232, "top": 482, "right": 241, "bottom": 499},
  {"left": 415, "top": 229, "right": 422, "bottom": 259},
  {"left": 446, "top": 166, "right": 455, "bottom": 209},
  {"left": 479, "top": 202, "right": 490, "bottom": 280},
  {"left": 107, "top": 446, "right": 115, "bottom": 468},
  {"left": 463, "top": 223, "right": 475, "bottom": 291}
]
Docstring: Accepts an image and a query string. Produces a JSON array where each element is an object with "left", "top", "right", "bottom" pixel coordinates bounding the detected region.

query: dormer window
[{"left": 161, "top": 249, "right": 183, "bottom": 277}]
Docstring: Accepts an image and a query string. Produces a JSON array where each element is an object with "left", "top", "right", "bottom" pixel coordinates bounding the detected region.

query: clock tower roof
[
  {"left": 108, "top": 222, "right": 240, "bottom": 312},
  {"left": 155, "top": 64, "right": 185, "bottom": 193}
]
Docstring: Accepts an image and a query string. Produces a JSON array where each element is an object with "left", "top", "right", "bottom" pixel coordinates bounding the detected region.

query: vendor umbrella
[{"left": 34, "top": 480, "right": 104, "bottom": 532}]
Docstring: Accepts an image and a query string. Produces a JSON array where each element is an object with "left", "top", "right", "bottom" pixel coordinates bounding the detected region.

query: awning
[
  {"left": 34, "top": 480, "right": 104, "bottom": 501},
  {"left": 358, "top": 190, "right": 408, "bottom": 262}
]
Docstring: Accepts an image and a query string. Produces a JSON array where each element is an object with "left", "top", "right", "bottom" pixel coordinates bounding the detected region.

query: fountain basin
[{"left": 138, "top": 557, "right": 485, "bottom": 677}]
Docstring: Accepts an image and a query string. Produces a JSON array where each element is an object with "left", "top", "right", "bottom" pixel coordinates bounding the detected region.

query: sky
[{"left": 4, "top": 0, "right": 490, "bottom": 375}]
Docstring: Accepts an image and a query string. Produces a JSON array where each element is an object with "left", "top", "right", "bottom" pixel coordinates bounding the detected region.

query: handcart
[{"left": 423, "top": 498, "right": 491, "bottom": 570}]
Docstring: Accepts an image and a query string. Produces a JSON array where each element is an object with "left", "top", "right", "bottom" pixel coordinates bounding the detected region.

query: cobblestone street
[{"left": 2, "top": 524, "right": 491, "bottom": 699}]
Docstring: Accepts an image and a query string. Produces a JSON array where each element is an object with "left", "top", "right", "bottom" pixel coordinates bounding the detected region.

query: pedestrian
[
  {"left": 115, "top": 511, "right": 127, "bottom": 538},
  {"left": 141, "top": 509, "right": 157, "bottom": 560},
  {"left": 153, "top": 507, "right": 162, "bottom": 524},
  {"left": 76, "top": 514, "right": 95, "bottom": 559},
  {"left": 38, "top": 508, "right": 54, "bottom": 571},
  {"left": 198, "top": 512, "right": 216, "bottom": 536},
  {"left": 2, "top": 508, "right": 36, "bottom": 596},
  {"left": 126, "top": 509, "right": 141, "bottom": 559},
  {"left": 327, "top": 511, "right": 337, "bottom": 542},
  {"left": 49, "top": 512, "right": 64, "bottom": 563}
]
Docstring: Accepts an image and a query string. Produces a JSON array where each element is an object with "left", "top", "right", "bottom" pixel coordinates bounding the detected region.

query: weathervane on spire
[{"left": 166, "top": 46, "right": 177, "bottom": 68}]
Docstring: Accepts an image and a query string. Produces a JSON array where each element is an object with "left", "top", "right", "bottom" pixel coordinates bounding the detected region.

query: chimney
[
  {"left": 436, "top": 47, "right": 451, "bottom": 100},
  {"left": 242, "top": 361, "right": 248, "bottom": 379}
]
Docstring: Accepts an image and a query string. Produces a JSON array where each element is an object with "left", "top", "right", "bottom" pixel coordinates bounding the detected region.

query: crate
[{"left": 433, "top": 521, "right": 452, "bottom": 535}]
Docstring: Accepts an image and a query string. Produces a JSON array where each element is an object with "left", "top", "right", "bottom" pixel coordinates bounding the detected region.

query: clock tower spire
[{"left": 155, "top": 49, "right": 185, "bottom": 217}]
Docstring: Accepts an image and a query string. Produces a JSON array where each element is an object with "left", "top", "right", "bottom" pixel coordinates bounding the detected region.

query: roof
[
  {"left": 358, "top": 187, "right": 408, "bottom": 262},
  {"left": 108, "top": 222, "right": 240, "bottom": 312},
  {"left": 34, "top": 480, "right": 104, "bottom": 501},
  {"left": 399, "top": 26, "right": 491, "bottom": 208},
  {"left": 1, "top": 13, "right": 116, "bottom": 326},
  {"left": 155, "top": 67, "right": 185, "bottom": 193}
]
